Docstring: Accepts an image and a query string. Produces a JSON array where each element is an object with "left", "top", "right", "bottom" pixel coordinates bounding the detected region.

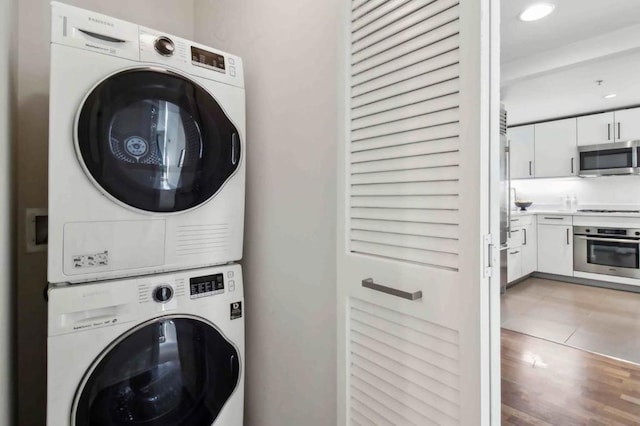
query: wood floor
[{"left": 502, "top": 329, "right": 640, "bottom": 425}]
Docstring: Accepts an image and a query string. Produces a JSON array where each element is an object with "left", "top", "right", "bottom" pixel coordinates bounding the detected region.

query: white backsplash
[{"left": 511, "top": 175, "right": 640, "bottom": 210}]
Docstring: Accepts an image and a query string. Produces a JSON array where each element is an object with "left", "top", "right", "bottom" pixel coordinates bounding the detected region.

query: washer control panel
[{"left": 190, "top": 273, "right": 225, "bottom": 299}]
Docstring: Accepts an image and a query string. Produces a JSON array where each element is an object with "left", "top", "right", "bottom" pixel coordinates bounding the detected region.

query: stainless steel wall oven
[{"left": 574, "top": 226, "right": 640, "bottom": 279}]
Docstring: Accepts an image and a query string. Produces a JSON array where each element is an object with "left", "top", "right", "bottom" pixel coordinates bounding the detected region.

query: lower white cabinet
[
  {"left": 537, "top": 224, "right": 573, "bottom": 276},
  {"left": 521, "top": 222, "right": 537, "bottom": 276},
  {"left": 507, "top": 216, "right": 537, "bottom": 283},
  {"left": 507, "top": 248, "right": 522, "bottom": 283}
]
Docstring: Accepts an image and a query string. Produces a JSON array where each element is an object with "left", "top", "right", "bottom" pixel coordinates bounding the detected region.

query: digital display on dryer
[
  {"left": 191, "top": 46, "right": 226, "bottom": 72},
  {"left": 190, "top": 273, "right": 224, "bottom": 298}
]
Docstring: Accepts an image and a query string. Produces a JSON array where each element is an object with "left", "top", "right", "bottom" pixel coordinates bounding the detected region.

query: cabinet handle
[
  {"left": 567, "top": 228, "right": 570, "bottom": 245},
  {"left": 618, "top": 122, "right": 621, "bottom": 140},
  {"left": 608, "top": 123, "right": 611, "bottom": 140},
  {"left": 571, "top": 157, "right": 574, "bottom": 174},
  {"left": 509, "top": 251, "right": 520, "bottom": 255},
  {"left": 543, "top": 217, "right": 565, "bottom": 220},
  {"left": 529, "top": 161, "right": 532, "bottom": 176},
  {"left": 362, "top": 278, "right": 422, "bottom": 301},
  {"left": 523, "top": 228, "right": 527, "bottom": 245}
]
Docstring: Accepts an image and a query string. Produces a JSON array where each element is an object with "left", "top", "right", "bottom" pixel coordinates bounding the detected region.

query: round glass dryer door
[
  {"left": 73, "top": 317, "right": 240, "bottom": 426},
  {"left": 77, "top": 69, "right": 241, "bottom": 213}
]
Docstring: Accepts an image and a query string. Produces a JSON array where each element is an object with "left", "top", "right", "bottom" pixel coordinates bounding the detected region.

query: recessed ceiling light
[
  {"left": 603, "top": 94, "right": 617, "bottom": 99},
  {"left": 519, "top": 3, "right": 556, "bottom": 22}
]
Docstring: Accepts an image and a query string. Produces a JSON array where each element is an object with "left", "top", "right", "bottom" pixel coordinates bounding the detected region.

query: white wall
[
  {"left": 512, "top": 176, "right": 640, "bottom": 208},
  {"left": 15, "top": 2, "right": 195, "bottom": 424},
  {"left": 0, "top": 0, "right": 16, "bottom": 423},
  {"left": 194, "top": 1, "right": 339, "bottom": 425}
]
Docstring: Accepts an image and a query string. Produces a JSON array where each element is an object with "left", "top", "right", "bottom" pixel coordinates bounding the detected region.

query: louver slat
[
  {"left": 349, "top": 299, "right": 461, "bottom": 424},
  {"left": 352, "top": 9, "right": 459, "bottom": 71},
  {"left": 349, "top": 0, "right": 461, "bottom": 271},
  {"left": 352, "top": 0, "right": 459, "bottom": 57}
]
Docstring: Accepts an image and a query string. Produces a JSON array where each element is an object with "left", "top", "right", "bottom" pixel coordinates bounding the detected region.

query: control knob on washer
[
  {"left": 154, "top": 36, "right": 175, "bottom": 56},
  {"left": 153, "top": 285, "right": 174, "bottom": 303}
]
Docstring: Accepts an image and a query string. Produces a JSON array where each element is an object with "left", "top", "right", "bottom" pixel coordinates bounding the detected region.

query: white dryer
[
  {"left": 47, "top": 264, "right": 244, "bottom": 426},
  {"left": 48, "top": 2, "right": 246, "bottom": 284}
]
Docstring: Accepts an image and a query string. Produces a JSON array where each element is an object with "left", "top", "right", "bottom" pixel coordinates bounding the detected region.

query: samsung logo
[{"left": 88, "top": 17, "right": 114, "bottom": 27}]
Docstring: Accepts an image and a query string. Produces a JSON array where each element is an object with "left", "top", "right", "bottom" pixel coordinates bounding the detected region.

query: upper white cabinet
[
  {"left": 534, "top": 118, "right": 577, "bottom": 178},
  {"left": 508, "top": 125, "right": 535, "bottom": 179},
  {"left": 577, "top": 112, "right": 615, "bottom": 146},
  {"left": 576, "top": 107, "right": 640, "bottom": 145},
  {"left": 614, "top": 107, "right": 640, "bottom": 141}
]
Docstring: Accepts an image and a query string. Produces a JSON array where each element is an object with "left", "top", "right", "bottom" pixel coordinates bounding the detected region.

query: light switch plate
[{"left": 26, "top": 208, "right": 48, "bottom": 253}]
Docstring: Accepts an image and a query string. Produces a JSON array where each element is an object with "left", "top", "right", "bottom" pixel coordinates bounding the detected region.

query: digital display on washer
[
  {"left": 190, "top": 273, "right": 224, "bottom": 298},
  {"left": 191, "top": 46, "right": 226, "bottom": 72}
]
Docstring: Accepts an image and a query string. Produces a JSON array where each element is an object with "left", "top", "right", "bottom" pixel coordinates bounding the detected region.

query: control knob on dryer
[{"left": 154, "top": 36, "right": 175, "bottom": 56}]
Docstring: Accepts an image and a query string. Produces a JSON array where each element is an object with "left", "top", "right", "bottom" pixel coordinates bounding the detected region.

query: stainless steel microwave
[{"left": 578, "top": 141, "right": 637, "bottom": 177}]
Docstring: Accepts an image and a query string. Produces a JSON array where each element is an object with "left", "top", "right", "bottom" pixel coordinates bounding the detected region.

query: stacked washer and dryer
[{"left": 46, "top": 3, "right": 246, "bottom": 425}]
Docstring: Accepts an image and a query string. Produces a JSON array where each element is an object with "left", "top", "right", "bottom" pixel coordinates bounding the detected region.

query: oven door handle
[{"left": 575, "top": 236, "right": 640, "bottom": 244}]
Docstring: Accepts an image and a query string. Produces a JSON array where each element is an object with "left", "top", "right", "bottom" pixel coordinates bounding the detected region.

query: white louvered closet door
[{"left": 337, "top": 0, "right": 498, "bottom": 425}]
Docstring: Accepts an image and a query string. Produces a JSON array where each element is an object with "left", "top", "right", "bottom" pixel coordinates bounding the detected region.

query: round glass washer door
[
  {"left": 73, "top": 316, "right": 240, "bottom": 426},
  {"left": 77, "top": 69, "right": 241, "bottom": 213}
]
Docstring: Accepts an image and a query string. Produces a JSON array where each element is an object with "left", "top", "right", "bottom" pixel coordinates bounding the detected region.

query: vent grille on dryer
[{"left": 175, "top": 224, "right": 229, "bottom": 256}]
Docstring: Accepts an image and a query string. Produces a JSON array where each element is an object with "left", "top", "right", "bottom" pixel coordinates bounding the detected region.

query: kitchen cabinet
[
  {"left": 507, "top": 215, "right": 536, "bottom": 283},
  {"left": 537, "top": 224, "right": 573, "bottom": 276},
  {"left": 576, "top": 108, "right": 640, "bottom": 146},
  {"left": 508, "top": 125, "right": 535, "bottom": 179},
  {"left": 577, "top": 112, "right": 615, "bottom": 146},
  {"left": 614, "top": 107, "right": 640, "bottom": 141},
  {"left": 507, "top": 248, "right": 522, "bottom": 283},
  {"left": 535, "top": 118, "right": 577, "bottom": 178},
  {"left": 521, "top": 221, "right": 537, "bottom": 276}
]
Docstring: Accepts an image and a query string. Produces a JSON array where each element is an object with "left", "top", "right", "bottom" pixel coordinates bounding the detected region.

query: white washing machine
[
  {"left": 48, "top": 2, "right": 246, "bottom": 284},
  {"left": 47, "top": 264, "right": 244, "bottom": 426}
]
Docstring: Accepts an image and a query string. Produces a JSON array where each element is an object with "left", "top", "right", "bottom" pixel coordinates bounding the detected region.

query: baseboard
[{"left": 531, "top": 272, "right": 640, "bottom": 294}]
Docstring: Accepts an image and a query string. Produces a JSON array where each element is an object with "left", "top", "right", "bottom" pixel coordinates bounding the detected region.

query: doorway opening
[{"left": 499, "top": 0, "right": 640, "bottom": 422}]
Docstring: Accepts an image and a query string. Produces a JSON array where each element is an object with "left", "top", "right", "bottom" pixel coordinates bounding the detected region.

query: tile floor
[{"left": 501, "top": 277, "right": 640, "bottom": 364}]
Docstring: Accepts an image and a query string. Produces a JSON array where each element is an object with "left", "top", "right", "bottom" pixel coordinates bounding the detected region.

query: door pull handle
[{"left": 362, "top": 278, "right": 422, "bottom": 301}]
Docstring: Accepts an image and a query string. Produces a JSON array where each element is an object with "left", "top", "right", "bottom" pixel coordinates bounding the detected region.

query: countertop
[{"left": 510, "top": 209, "right": 640, "bottom": 218}]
